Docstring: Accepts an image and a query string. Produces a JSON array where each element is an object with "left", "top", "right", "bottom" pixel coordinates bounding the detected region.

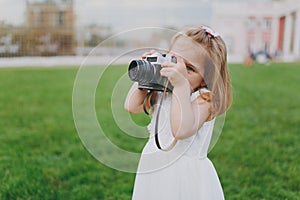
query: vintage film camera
[{"left": 128, "top": 52, "right": 176, "bottom": 92}]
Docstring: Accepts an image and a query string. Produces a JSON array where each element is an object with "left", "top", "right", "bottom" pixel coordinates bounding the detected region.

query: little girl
[{"left": 125, "top": 26, "right": 232, "bottom": 200}]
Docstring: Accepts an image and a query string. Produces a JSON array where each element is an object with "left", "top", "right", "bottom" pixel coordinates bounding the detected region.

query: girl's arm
[
  {"left": 124, "top": 82, "right": 149, "bottom": 114},
  {"left": 161, "top": 57, "right": 211, "bottom": 140},
  {"left": 170, "top": 82, "right": 211, "bottom": 140}
]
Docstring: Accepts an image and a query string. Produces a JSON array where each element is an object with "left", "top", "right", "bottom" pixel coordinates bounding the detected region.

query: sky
[{"left": 0, "top": 0, "right": 272, "bottom": 31}]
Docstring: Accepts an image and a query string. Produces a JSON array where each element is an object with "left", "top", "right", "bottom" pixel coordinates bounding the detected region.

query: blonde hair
[{"left": 169, "top": 26, "right": 232, "bottom": 117}]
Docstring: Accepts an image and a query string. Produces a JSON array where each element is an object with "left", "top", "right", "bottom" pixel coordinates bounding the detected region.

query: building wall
[
  {"left": 212, "top": 0, "right": 300, "bottom": 63},
  {"left": 25, "top": 0, "right": 75, "bottom": 56}
]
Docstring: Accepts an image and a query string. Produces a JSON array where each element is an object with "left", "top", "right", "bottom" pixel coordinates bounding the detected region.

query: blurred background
[
  {"left": 0, "top": 0, "right": 299, "bottom": 199},
  {"left": 0, "top": 0, "right": 299, "bottom": 66}
]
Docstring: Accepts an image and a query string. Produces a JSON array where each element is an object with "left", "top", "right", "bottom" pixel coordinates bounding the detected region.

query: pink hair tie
[{"left": 199, "top": 25, "right": 220, "bottom": 38}]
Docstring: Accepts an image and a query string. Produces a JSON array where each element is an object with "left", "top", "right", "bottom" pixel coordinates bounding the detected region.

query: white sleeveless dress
[{"left": 132, "top": 91, "right": 225, "bottom": 200}]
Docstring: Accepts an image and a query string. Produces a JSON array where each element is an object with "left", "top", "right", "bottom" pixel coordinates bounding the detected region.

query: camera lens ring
[
  {"left": 128, "top": 59, "right": 154, "bottom": 83},
  {"left": 128, "top": 60, "right": 141, "bottom": 81}
]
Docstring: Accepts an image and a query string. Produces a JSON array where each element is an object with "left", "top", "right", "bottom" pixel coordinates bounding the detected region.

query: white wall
[{"left": 212, "top": 0, "right": 300, "bottom": 63}]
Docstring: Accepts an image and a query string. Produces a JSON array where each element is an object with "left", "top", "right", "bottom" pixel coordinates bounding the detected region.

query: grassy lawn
[{"left": 0, "top": 62, "right": 299, "bottom": 199}]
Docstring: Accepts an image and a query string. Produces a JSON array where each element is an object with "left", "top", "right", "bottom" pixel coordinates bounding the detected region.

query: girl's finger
[
  {"left": 141, "top": 50, "right": 156, "bottom": 59},
  {"left": 175, "top": 56, "right": 185, "bottom": 64},
  {"left": 161, "top": 61, "right": 176, "bottom": 68},
  {"left": 177, "top": 56, "right": 187, "bottom": 71},
  {"left": 160, "top": 68, "right": 172, "bottom": 77}
]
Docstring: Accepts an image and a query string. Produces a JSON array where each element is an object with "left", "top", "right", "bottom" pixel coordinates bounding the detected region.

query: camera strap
[
  {"left": 143, "top": 91, "right": 153, "bottom": 115},
  {"left": 154, "top": 80, "right": 177, "bottom": 151}
]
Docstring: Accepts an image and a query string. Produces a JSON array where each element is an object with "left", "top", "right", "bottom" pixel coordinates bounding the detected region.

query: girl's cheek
[{"left": 187, "top": 70, "right": 194, "bottom": 75}]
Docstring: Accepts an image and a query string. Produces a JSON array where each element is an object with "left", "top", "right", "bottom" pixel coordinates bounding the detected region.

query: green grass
[{"left": 0, "top": 62, "right": 299, "bottom": 199}]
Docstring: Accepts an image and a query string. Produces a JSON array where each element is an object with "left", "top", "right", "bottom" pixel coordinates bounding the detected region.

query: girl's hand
[
  {"left": 141, "top": 50, "right": 156, "bottom": 59},
  {"left": 160, "top": 56, "right": 189, "bottom": 88}
]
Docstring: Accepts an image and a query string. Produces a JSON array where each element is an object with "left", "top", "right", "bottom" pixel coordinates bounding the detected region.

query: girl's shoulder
[
  {"left": 192, "top": 89, "right": 213, "bottom": 121},
  {"left": 192, "top": 89, "right": 212, "bottom": 104}
]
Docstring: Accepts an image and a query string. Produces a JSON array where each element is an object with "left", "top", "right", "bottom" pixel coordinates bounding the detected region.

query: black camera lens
[{"left": 128, "top": 60, "right": 155, "bottom": 83}]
